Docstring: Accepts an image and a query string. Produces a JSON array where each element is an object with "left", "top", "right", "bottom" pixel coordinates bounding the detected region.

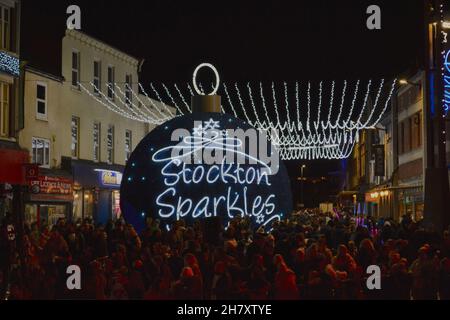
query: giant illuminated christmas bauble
[{"left": 120, "top": 112, "right": 292, "bottom": 233}]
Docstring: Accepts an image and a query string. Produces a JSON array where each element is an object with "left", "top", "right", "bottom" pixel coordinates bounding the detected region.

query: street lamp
[
  {"left": 398, "top": 79, "right": 421, "bottom": 87},
  {"left": 300, "top": 165, "right": 306, "bottom": 208}
]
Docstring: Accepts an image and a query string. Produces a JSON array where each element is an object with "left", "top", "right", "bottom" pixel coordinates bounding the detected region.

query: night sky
[
  {"left": 22, "top": 0, "right": 424, "bottom": 82},
  {"left": 21, "top": 0, "right": 426, "bottom": 206}
]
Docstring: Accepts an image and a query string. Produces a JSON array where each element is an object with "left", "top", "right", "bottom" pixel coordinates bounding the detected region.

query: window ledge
[
  {"left": 0, "top": 136, "right": 16, "bottom": 142},
  {"left": 36, "top": 115, "right": 48, "bottom": 122},
  {"left": 71, "top": 86, "right": 82, "bottom": 93}
]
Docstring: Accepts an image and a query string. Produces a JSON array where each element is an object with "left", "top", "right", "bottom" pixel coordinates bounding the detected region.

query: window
[
  {"left": 71, "top": 116, "right": 80, "bottom": 158},
  {"left": 0, "top": 6, "right": 10, "bottom": 51},
  {"left": 107, "top": 125, "right": 114, "bottom": 164},
  {"left": 398, "top": 85, "right": 422, "bottom": 111},
  {"left": 125, "top": 74, "right": 132, "bottom": 106},
  {"left": 72, "top": 51, "right": 80, "bottom": 88},
  {"left": 0, "top": 82, "right": 9, "bottom": 137},
  {"left": 399, "top": 122, "right": 405, "bottom": 155},
  {"left": 107, "top": 66, "right": 115, "bottom": 100},
  {"left": 411, "top": 112, "right": 422, "bottom": 150},
  {"left": 416, "top": 112, "right": 422, "bottom": 148},
  {"left": 405, "top": 118, "right": 412, "bottom": 153},
  {"left": 32, "top": 137, "right": 50, "bottom": 168},
  {"left": 125, "top": 130, "right": 132, "bottom": 162},
  {"left": 36, "top": 83, "right": 47, "bottom": 119},
  {"left": 93, "top": 60, "right": 102, "bottom": 95},
  {"left": 93, "top": 122, "right": 101, "bottom": 162},
  {"left": 399, "top": 118, "right": 414, "bottom": 154}
]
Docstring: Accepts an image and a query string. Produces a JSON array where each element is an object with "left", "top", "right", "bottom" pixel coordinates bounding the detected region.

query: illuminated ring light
[{"left": 192, "top": 63, "right": 220, "bottom": 96}]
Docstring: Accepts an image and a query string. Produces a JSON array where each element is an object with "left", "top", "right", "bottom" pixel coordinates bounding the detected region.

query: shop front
[
  {"left": 65, "top": 159, "right": 123, "bottom": 225},
  {"left": 396, "top": 185, "right": 424, "bottom": 222},
  {"left": 0, "top": 144, "right": 29, "bottom": 221},
  {"left": 25, "top": 174, "right": 74, "bottom": 227},
  {"left": 365, "top": 189, "right": 394, "bottom": 220}
]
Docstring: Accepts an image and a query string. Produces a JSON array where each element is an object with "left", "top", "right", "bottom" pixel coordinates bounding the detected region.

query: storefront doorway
[{"left": 25, "top": 203, "right": 70, "bottom": 227}]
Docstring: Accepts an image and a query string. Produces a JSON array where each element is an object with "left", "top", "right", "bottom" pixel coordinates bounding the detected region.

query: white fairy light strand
[{"left": 79, "top": 78, "right": 396, "bottom": 160}]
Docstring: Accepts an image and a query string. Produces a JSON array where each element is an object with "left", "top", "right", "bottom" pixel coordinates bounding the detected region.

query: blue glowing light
[{"left": 444, "top": 50, "right": 450, "bottom": 115}]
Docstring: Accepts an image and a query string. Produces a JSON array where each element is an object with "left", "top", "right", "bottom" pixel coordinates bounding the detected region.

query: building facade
[
  {"left": 0, "top": 0, "right": 26, "bottom": 222},
  {"left": 363, "top": 107, "right": 396, "bottom": 221},
  {"left": 394, "top": 72, "right": 426, "bottom": 222},
  {"left": 18, "top": 29, "right": 170, "bottom": 226},
  {"left": 344, "top": 71, "right": 427, "bottom": 223}
]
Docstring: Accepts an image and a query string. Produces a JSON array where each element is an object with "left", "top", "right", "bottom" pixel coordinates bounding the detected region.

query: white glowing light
[
  {"left": 149, "top": 120, "right": 277, "bottom": 227},
  {"left": 444, "top": 50, "right": 450, "bottom": 114},
  {"left": 80, "top": 62, "right": 396, "bottom": 160},
  {"left": 192, "top": 63, "right": 220, "bottom": 96},
  {"left": 0, "top": 52, "right": 20, "bottom": 77}
]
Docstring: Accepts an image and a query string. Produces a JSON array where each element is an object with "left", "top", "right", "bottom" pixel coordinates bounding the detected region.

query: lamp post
[
  {"left": 300, "top": 165, "right": 306, "bottom": 208},
  {"left": 421, "top": 0, "right": 450, "bottom": 231}
]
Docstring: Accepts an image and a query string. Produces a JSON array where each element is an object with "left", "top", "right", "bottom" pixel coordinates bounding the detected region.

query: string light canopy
[{"left": 80, "top": 63, "right": 396, "bottom": 160}]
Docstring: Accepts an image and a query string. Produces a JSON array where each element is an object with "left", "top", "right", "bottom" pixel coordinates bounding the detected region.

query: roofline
[
  {"left": 65, "top": 29, "right": 142, "bottom": 66},
  {"left": 25, "top": 65, "right": 65, "bottom": 83}
]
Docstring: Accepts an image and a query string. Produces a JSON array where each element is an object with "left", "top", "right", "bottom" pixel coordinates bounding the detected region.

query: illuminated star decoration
[
  {"left": 256, "top": 214, "right": 265, "bottom": 224},
  {"left": 201, "top": 118, "right": 222, "bottom": 140},
  {"left": 204, "top": 119, "right": 221, "bottom": 131}
]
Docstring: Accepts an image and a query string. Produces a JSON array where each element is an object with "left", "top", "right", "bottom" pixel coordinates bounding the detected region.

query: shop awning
[{"left": 0, "top": 146, "right": 29, "bottom": 185}]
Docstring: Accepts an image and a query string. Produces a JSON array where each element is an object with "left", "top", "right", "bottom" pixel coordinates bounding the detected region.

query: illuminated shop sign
[
  {"left": 95, "top": 169, "right": 123, "bottom": 187},
  {"left": 29, "top": 176, "right": 73, "bottom": 195},
  {"left": 29, "top": 176, "right": 73, "bottom": 202},
  {"left": 120, "top": 113, "right": 292, "bottom": 233},
  {"left": 0, "top": 52, "right": 20, "bottom": 77}
]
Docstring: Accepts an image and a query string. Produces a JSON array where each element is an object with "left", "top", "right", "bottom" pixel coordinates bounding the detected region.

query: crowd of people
[{"left": 1, "top": 209, "right": 450, "bottom": 300}]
